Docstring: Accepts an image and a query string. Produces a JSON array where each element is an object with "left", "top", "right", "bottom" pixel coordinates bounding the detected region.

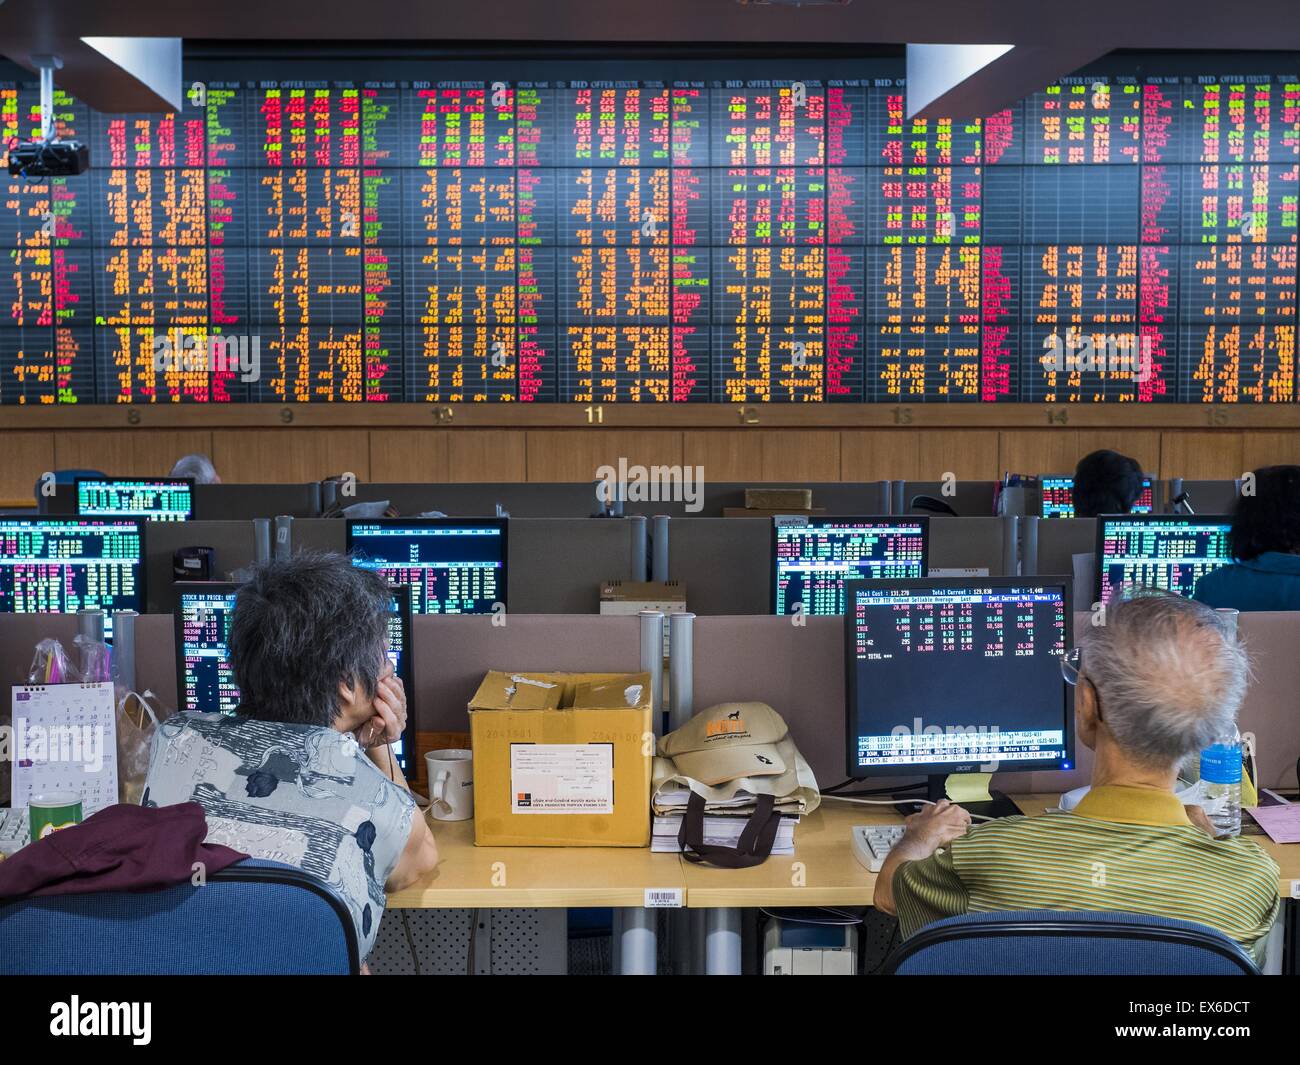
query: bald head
[{"left": 1077, "top": 591, "right": 1248, "bottom": 769}]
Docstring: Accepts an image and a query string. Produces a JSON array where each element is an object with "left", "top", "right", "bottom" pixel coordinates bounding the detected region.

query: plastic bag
[
  {"left": 26, "top": 638, "right": 77, "bottom": 684},
  {"left": 116, "top": 690, "right": 162, "bottom": 805}
]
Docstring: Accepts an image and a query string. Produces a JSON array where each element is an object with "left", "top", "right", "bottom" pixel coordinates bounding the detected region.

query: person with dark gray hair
[
  {"left": 875, "top": 590, "right": 1279, "bottom": 966},
  {"left": 143, "top": 554, "right": 438, "bottom": 963},
  {"left": 170, "top": 453, "right": 221, "bottom": 484}
]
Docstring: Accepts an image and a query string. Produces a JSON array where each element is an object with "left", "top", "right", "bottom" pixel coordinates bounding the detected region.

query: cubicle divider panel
[
  {"left": 342, "top": 483, "right": 599, "bottom": 518},
  {"left": 144, "top": 521, "right": 258, "bottom": 615},
  {"left": 1168, "top": 480, "right": 1242, "bottom": 516},
  {"left": 894, "top": 481, "right": 997, "bottom": 517},
  {"left": 928, "top": 517, "right": 1016, "bottom": 576},
  {"left": 622, "top": 482, "right": 891, "bottom": 518},
  {"left": 289, "top": 519, "right": 348, "bottom": 557},
  {"left": 410, "top": 615, "right": 643, "bottom": 738},
  {"left": 667, "top": 518, "right": 771, "bottom": 615},
  {"left": 1027, "top": 517, "right": 1097, "bottom": 578},
  {"left": 1235, "top": 613, "right": 1300, "bottom": 791},
  {"left": 134, "top": 614, "right": 179, "bottom": 712},
  {"left": 507, "top": 519, "right": 639, "bottom": 613},
  {"left": 193, "top": 483, "right": 322, "bottom": 520}
]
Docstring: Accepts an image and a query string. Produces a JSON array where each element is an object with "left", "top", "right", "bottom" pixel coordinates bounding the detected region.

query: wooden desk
[
  {"left": 386, "top": 817, "right": 684, "bottom": 910},
  {"left": 681, "top": 796, "right": 1300, "bottom": 908},
  {"left": 386, "top": 794, "right": 1300, "bottom": 973}
]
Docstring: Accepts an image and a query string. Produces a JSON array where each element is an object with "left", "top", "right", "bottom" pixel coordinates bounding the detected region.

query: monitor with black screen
[
  {"left": 0, "top": 517, "right": 145, "bottom": 639},
  {"left": 1094, "top": 514, "right": 1233, "bottom": 603},
  {"left": 175, "top": 582, "right": 241, "bottom": 715},
  {"left": 174, "top": 580, "right": 416, "bottom": 774},
  {"left": 844, "top": 577, "right": 1074, "bottom": 818},
  {"left": 772, "top": 516, "right": 928, "bottom": 616},
  {"left": 346, "top": 518, "right": 507, "bottom": 615},
  {"left": 75, "top": 477, "right": 195, "bottom": 523},
  {"left": 1039, "top": 474, "right": 1154, "bottom": 518}
]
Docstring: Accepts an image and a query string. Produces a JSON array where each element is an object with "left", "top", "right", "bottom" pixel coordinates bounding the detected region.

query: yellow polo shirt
[{"left": 893, "top": 785, "right": 1280, "bottom": 967}]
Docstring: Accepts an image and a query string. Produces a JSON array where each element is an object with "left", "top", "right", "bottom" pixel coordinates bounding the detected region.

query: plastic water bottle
[{"left": 1199, "top": 725, "right": 1242, "bottom": 837}]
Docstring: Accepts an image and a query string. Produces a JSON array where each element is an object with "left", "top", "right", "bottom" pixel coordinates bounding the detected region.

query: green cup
[{"left": 29, "top": 793, "right": 83, "bottom": 841}]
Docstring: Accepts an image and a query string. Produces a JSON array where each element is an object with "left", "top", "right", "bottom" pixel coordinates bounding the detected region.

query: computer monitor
[
  {"left": 173, "top": 580, "right": 416, "bottom": 774},
  {"left": 0, "top": 517, "right": 145, "bottom": 638},
  {"left": 1095, "top": 514, "right": 1233, "bottom": 603},
  {"left": 346, "top": 518, "right": 507, "bottom": 615},
  {"left": 175, "top": 582, "right": 241, "bottom": 715},
  {"left": 844, "top": 577, "right": 1074, "bottom": 817},
  {"left": 75, "top": 477, "right": 195, "bottom": 523},
  {"left": 772, "top": 516, "right": 928, "bottom": 616},
  {"left": 1039, "top": 475, "right": 1154, "bottom": 518}
]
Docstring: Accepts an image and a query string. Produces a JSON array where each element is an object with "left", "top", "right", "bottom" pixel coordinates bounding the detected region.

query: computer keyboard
[
  {"left": 851, "top": 824, "right": 905, "bottom": 873},
  {"left": 0, "top": 808, "right": 28, "bottom": 857}
]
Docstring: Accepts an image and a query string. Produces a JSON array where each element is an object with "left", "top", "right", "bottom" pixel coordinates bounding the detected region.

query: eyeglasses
[{"left": 1060, "top": 646, "right": 1082, "bottom": 686}]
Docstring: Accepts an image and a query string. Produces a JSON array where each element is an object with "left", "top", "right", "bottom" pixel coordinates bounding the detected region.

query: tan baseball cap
[{"left": 659, "top": 702, "right": 788, "bottom": 786}]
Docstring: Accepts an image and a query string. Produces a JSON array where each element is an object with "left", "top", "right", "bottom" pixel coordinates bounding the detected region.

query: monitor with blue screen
[
  {"left": 0, "top": 517, "right": 145, "bottom": 639},
  {"left": 346, "top": 518, "right": 507, "bottom": 615},
  {"left": 844, "top": 576, "right": 1074, "bottom": 817},
  {"left": 75, "top": 477, "right": 194, "bottom": 523},
  {"left": 772, "top": 516, "right": 927, "bottom": 616},
  {"left": 1040, "top": 474, "right": 1154, "bottom": 518},
  {"left": 1094, "top": 514, "right": 1233, "bottom": 603}
]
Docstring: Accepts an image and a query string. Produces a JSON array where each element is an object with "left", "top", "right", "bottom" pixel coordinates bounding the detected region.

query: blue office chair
[
  {"left": 881, "top": 910, "right": 1259, "bottom": 975},
  {"left": 0, "top": 858, "right": 358, "bottom": 975}
]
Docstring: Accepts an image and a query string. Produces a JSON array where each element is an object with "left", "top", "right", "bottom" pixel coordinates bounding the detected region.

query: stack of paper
[{"left": 651, "top": 785, "right": 802, "bottom": 855}]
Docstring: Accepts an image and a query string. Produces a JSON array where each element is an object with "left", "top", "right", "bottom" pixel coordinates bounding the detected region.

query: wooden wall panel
[
  {"left": 369, "top": 430, "right": 450, "bottom": 482},
  {"left": 211, "top": 429, "right": 371, "bottom": 483},
  {"left": 0, "top": 431, "right": 55, "bottom": 502},
  {"left": 1240, "top": 432, "right": 1300, "bottom": 472},
  {"left": 682, "top": 431, "right": 764, "bottom": 481},
  {"left": 759, "top": 430, "right": 840, "bottom": 480},
  {"left": 447, "top": 430, "right": 527, "bottom": 482},
  {"left": 525, "top": 430, "right": 683, "bottom": 481},
  {"left": 997, "top": 430, "right": 1163, "bottom": 479},
  {"left": 916, "top": 431, "right": 1001, "bottom": 482},
  {"left": 840, "top": 431, "right": 925, "bottom": 481},
  {"left": 52, "top": 430, "right": 213, "bottom": 479},
  {"left": 1158, "top": 431, "right": 1246, "bottom": 480}
]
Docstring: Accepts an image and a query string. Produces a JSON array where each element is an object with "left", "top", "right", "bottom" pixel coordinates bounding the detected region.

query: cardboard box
[
  {"left": 469, "top": 670, "right": 653, "bottom": 847},
  {"left": 745, "top": 488, "right": 813, "bottom": 510}
]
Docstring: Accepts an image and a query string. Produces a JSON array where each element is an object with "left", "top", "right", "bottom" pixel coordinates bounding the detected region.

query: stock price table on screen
[
  {"left": 0, "top": 518, "right": 143, "bottom": 632},
  {"left": 1, "top": 66, "right": 1298, "bottom": 404},
  {"left": 177, "top": 587, "right": 241, "bottom": 714},
  {"left": 773, "top": 517, "right": 926, "bottom": 616}
]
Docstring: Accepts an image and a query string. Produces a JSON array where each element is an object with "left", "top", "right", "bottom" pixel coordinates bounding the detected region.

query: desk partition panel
[
  {"left": 892, "top": 481, "right": 998, "bottom": 518},
  {"left": 667, "top": 518, "right": 771, "bottom": 616},
  {"left": 143, "top": 521, "right": 259, "bottom": 616},
  {"left": 507, "top": 519, "right": 641, "bottom": 613},
  {"left": 327, "top": 482, "right": 602, "bottom": 519},
  {"left": 927, "top": 516, "right": 1018, "bottom": 576},
  {"left": 194, "top": 484, "right": 322, "bottom": 520},
  {"left": 1024, "top": 517, "right": 1097, "bottom": 578},
  {"left": 410, "top": 614, "right": 643, "bottom": 734},
  {"left": 1166, "top": 479, "right": 1243, "bottom": 516},
  {"left": 622, "top": 482, "right": 891, "bottom": 519}
]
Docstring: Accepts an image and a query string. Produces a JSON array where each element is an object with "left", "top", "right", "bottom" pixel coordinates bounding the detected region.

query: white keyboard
[
  {"left": 0, "top": 808, "right": 28, "bottom": 858},
  {"left": 851, "top": 824, "right": 905, "bottom": 873}
]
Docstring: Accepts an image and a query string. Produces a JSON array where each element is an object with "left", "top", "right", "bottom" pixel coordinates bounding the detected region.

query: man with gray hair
[
  {"left": 874, "top": 590, "right": 1280, "bottom": 966},
  {"left": 170, "top": 453, "right": 221, "bottom": 484}
]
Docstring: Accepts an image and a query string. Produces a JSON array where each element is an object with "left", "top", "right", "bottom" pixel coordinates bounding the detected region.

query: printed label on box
[{"left": 510, "top": 743, "right": 614, "bottom": 815}]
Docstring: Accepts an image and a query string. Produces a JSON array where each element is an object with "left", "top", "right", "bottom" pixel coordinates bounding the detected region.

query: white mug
[{"left": 425, "top": 749, "right": 474, "bottom": 822}]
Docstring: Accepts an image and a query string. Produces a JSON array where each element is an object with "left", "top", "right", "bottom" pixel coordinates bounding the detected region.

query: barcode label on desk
[{"left": 644, "top": 888, "right": 683, "bottom": 908}]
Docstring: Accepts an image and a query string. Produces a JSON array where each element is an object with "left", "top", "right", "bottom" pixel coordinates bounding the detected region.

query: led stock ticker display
[{"left": 1, "top": 68, "right": 1297, "bottom": 405}]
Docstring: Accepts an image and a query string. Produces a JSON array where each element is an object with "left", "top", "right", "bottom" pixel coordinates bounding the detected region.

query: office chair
[
  {"left": 880, "top": 910, "right": 1259, "bottom": 976},
  {"left": 0, "top": 858, "right": 359, "bottom": 975},
  {"left": 908, "top": 494, "right": 959, "bottom": 517}
]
